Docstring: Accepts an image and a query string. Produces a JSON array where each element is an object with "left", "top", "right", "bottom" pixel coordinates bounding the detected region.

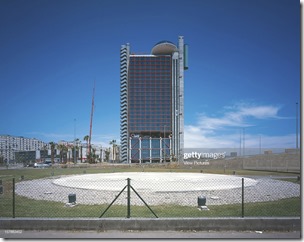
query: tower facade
[{"left": 120, "top": 36, "right": 188, "bottom": 163}]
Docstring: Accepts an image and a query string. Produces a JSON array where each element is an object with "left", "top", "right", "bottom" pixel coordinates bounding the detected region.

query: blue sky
[{"left": 0, "top": 0, "right": 300, "bottom": 149}]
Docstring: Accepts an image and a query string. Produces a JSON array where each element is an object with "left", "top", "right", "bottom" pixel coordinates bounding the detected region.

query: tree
[
  {"left": 104, "top": 148, "right": 110, "bottom": 162},
  {"left": 49, "top": 142, "right": 56, "bottom": 164},
  {"left": 67, "top": 144, "right": 72, "bottom": 163},
  {"left": 100, "top": 146, "right": 103, "bottom": 162},
  {"left": 83, "top": 135, "right": 90, "bottom": 162},
  {"left": 58, "top": 144, "right": 68, "bottom": 163},
  {"left": 109, "top": 140, "right": 117, "bottom": 162},
  {"left": 79, "top": 141, "right": 83, "bottom": 163},
  {"left": 73, "top": 138, "right": 80, "bottom": 164},
  {"left": 91, "top": 147, "right": 97, "bottom": 164}
]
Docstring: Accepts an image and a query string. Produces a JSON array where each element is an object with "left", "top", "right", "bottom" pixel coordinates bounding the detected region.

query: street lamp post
[
  {"left": 74, "top": 118, "right": 76, "bottom": 164},
  {"left": 296, "top": 102, "right": 298, "bottom": 150}
]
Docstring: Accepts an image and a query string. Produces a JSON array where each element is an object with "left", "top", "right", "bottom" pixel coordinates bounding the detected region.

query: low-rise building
[{"left": 0, "top": 134, "right": 49, "bottom": 163}]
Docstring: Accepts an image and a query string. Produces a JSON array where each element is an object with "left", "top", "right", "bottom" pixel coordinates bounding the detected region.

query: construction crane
[{"left": 88, "top": 80, "right": 95, "bottom": 160}]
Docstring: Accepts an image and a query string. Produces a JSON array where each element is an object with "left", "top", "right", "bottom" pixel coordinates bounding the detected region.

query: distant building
[
  {"left": 264, "top": 150, "right": 273, "bottom": 155},
  {"left": 58, "top": 140, "right": 106, "bottom": 163},
  {"left": 0, "top": 135, "right": 112, "bottom": 165},
  {"left": 14, "top": 151, "right": 36, "bottom": 165},
  {"left": 0, "top": 135, "right": 49, "bottom": 163},
  {"left": 120, "top": 36, "right": 188, "bottom": 163},
  {"left": 285, "top": 148, "right": 299, "bottom": 154},
  {"left": 230, "top": 152, "right": 238, "bottom": 157}
]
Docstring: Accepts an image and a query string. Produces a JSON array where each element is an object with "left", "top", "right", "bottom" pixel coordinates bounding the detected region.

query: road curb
[{"left": 0, "top": 217, "right": 300, "bottom": 231}]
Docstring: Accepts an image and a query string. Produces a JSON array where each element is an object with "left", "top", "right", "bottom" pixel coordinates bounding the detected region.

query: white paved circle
[
  {"left": 15, "top": 173, "right": 300, "bottom": 206},
  {"left": 52, "top": 172, "right": 257, "bottom": 192}
]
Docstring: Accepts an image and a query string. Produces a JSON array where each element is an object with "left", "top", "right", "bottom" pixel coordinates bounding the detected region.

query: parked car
[
  {"left": 34, "top": 162, "right": 51, "bottom": 168},
  {"left": 44, "top": 161, "right": 52, "bottom": 166}
]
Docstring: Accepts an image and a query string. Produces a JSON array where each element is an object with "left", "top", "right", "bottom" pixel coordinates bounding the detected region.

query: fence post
[
  {"left": 127, "top": 178, "right": 131, "bottom": 218},
  {"left": 13, "top": 178, "right": 15, "bottom": 218},
  {"left": 241, "top": 178, "right": 244, "bottom": 218}
]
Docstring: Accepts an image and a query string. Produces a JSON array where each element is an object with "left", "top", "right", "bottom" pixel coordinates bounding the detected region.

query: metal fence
[{"left": 0, "top": 171, "right": 300, "bottom": 218}]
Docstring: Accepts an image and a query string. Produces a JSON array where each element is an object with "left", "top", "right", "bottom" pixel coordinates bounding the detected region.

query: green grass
[
  {"left": 0, "top": 165, "right": 301, "bottom": 218},
  {"left": 0, "top": 194, "right": 300, "bottom": 218}
]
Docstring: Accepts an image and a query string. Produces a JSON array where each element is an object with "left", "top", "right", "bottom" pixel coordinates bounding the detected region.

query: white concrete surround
[{"left": 15, "top": 172, "right": 300, "bottom": 206}]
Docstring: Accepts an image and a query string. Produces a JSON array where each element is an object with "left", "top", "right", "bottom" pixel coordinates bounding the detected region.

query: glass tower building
[{"left": 120, "top": 36, "right": 188, "bottom": 163}]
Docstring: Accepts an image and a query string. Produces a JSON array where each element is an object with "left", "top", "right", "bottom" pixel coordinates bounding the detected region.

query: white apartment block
[{"left": 0, "top": 134, "right": 49, "bottom": 162}]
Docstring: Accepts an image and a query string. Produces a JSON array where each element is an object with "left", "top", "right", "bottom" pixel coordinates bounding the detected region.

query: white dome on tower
[{"left": 151, "top": 40, "right": 177, "bottom": 55}]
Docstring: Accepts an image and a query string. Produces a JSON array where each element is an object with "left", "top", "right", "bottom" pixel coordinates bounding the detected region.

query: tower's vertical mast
[
  {"left": 88, "top": 80, "right": 95, "bottom": 158},
  {"left": 178, "top": 36, "right": 185, "bottom": 163}
]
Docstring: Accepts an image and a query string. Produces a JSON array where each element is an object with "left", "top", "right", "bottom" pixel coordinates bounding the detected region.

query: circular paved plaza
[
  {"left": 15, "top": 172, "right": 300, "bottom": 206},
  {"left": 52, "top": 172, "right": 258, "bottom": 192}
]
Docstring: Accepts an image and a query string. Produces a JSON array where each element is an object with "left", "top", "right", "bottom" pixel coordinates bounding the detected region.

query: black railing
[{"left": 100, "top": 178, "right": 158, "bottom": 218}]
